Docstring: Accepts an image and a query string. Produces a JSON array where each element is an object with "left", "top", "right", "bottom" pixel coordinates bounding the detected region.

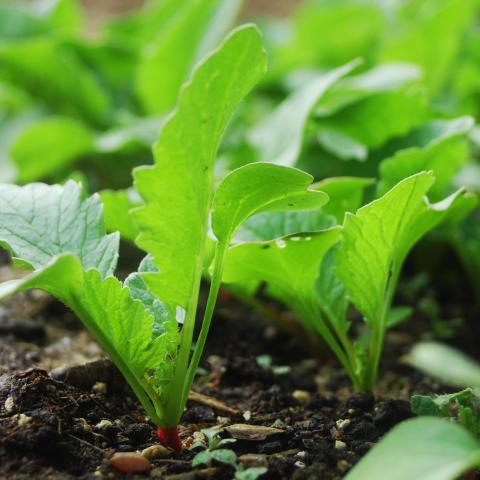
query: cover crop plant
[{"left": 0, "top": 26, "right": 330, "bottom": 451}]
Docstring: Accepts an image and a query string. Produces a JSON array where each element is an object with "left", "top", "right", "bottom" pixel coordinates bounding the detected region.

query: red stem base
[{"left": 156, "top": 426, "right": 183, "bottom": 453}]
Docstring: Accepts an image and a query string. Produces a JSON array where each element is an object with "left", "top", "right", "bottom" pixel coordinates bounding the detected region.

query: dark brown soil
[{"left": 0, "top": 252, "right": 467, "bottom": 480}]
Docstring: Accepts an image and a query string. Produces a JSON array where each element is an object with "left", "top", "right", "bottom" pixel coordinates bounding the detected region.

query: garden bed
[{"left": 0, "top": 248, "right": 472, "bottom": 479}]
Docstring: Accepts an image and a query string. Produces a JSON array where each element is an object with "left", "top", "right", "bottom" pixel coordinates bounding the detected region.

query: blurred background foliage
[{"left": 1, "top": 0, "right": 480, "bottom": 291}]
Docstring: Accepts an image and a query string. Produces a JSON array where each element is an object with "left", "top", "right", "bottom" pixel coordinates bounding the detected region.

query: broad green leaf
[
  {"left": 234, "top": 176, "right": 372, "bottom": 242},
  {"left": 319, "top": 86, "right": 427, "bottom": 150},
  {"left": 11, "top": 116, "right": 94, "bottom": 183},
  {"left": 235, "top": 209, "right": 335, "bottom": 243},
  {"left": 345, "top": 418, "right": 480, "bottom": 480},
  {"left": 212, "top": 163, "right": 328, "bottom": 244},
  {"left": 135, "top": 0, "right": 242, "bottom": 115},
  {"left": 101, "top": 189, "right": 140, "bottom": 242},
  {"left": 0, "top": 254, "right": 176, "bottom": 423},
  {"left": 0, "top": 39, "right": 111, "bottom": 126},
  {"left": 378, "top": 117, "right": 474, "bottom": 199},
  {"left": 0, "top": 181, "right": 118, "bottom": 277},
  {"left": 317, "top": 128, "right": 367, "bottom": 162},
  {"left": 133, "top": 26, "right": 266, "bottom": 309},
  {"left": 336, "top": 172, "right": 467, "bottom": 325},
  {"left": 223, "top": 228, "right": 341, "bottom": 326},
  {"left": 406, "top": 342, "right": 480, "bottom": 388},
  {"left": 249, "top": 61, "right": 359, "bottom": 167}
]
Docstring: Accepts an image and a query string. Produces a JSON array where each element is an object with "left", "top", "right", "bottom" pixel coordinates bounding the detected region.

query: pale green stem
[
  {"left": 181, "top": 240, "right": 228, "bottom": 408},
  {"left": 365, "top": 269, "right": 400, "bottom": 391}
]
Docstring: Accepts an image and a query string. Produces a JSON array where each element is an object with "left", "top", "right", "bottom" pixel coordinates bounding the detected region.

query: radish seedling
[{"left": 0, "top": 26, "right": 329, "bottom": 451}]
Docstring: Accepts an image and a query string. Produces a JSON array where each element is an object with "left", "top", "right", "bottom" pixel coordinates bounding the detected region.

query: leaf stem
[
  {"left": 181, "top": 240, "right": 228, "bottom": 407},
  {"left": 365, "top": 268, "right": 399, "bottom": 390}
]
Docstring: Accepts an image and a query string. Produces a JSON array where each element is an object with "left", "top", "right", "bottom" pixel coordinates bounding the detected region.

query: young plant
[
  {"left": 191, "top": 428, "right": 266, "bottom": 480},
  {"left": 346, "top": 343, "right": 480, "bottom": 480},
  {"left": 222, "top": 172, "right": 471, "bottom": 390},
  {"left": 0, "top": 26, "right": 329, "bottom": 451}
]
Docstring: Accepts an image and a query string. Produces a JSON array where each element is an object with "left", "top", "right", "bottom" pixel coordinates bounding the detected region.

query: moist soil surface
[{"left": 0, "top": 245, "right": 478, "bottom": 480}]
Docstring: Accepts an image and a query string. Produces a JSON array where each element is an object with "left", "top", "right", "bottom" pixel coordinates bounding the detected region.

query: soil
[{"left": 0, "top": 241, "right": 476, "bottom": 480}]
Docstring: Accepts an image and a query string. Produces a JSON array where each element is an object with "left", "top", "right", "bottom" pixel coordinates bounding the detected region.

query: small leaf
[
  {"left": 406, "top": 342, "right": 480, "bottom": 388},
  {"left": 212, "top": 163, "right": 328, "bottom": 244},
  {"left": 223, "top": 229, "right": 341, "bottom": 327},
  {"left": 0, "top": 181, "right": 118, "bottom": 277},
  {"left": 345, "top": 417, "right": 480, "bottom": 480},
  {"left": 192, "top": 449, "right": 237, "bottom": 467},
  {"left": 336, "top": 172, "right": 467, "bottom": 325}
]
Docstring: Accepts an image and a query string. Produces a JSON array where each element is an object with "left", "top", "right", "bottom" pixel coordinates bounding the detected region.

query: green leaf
[
  {"left": 192, "top": 449, "right": 238, "bottom": 468},
  {"left": 135, "top": 0, "right": 242, "bottom": 114},
  {"left": 336, "top": 172, "right": 466, "bottom": 326},
  {"left": 223, "top": 228, "right": 341, "bottom": 327},
  {"left": 411, "top": 389, "right": 475, "bottom": 417},
  {"left": 101, "top": 189, "right": 140, "bottom": 242},
  {"left": 378, "top": 117, "right": 474, "bottom": 199},
  {"left": 11, "top": 116, "right": 94, "bottom": 183},
  {"left": 234, "top": 176, "right": 371, "bottom": 243},
  {"left": 249, "top": 61, "right": 359, "bottom": 167},
  {"left": 406, "top": 342, "right": 480, "bottom": 388},
  {"left": 133, "top": 25, "right": 266, "bottom": 309},
  {"left": 345, "top": 417, "right": 480, "bottom": 480},
  {"left": 212, "top": 163, "right": 328, "bottom": 245},
  {"left": 0, "top": 182, "right": 178, "bottom": 424},
  {"left": 319, "top": 85, "right": 427, "bottom": 150},
  {"left": 0, "top": 181, "right": 118, "bottom": 277}
]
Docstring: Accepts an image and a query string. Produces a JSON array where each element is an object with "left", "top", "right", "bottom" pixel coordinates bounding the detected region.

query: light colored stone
[
  {"left": 4, "top": 396, "right": 14, "bottom": 413},
  {"left": 141, "top": 444, "right": 171, "bottom": 460},
  {"left": 92, "top": 382, "right": 107, "bottom": 394},
  {"left": 226, "top": 423, "right": 283, "bottom": 441},
  {"left": 335, "top": 419, "right": 351, "bottom": 430},
  {"left": 335, "top": 440, "right": 347, "bottom": 450},
  {"left": 292, "top": 390, "right": 311, "bottom": 405},
  {"left": 110, "top": 452, "right": 151, "bottom": 473},
  {"left": 95, "top": 419, "right": 112, "bottom": 429}
]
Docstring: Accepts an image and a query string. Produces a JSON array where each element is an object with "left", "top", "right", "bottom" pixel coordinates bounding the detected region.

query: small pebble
[
  {"left": 271, "top": 419, "right": 287, "bottom": 429},
  {"left": 294, "top": 461, "right": 306, "bottom": 469},
  {"left": 141, "top": 444, "right": 170, "bottom": 460},
  {"left": 110, "top": 452, "right": 151, "bottom": 473},
  {"left": 292, "top": 390, "right": 311, "bottom": 405},
  {"left": 335, "top": 419, "right": 351, "bottom": 430},
  {"left": 4, "top": 396, "right": 14, "bottom": 413},
  {"left": 15, "top": 413, "right": 31, "bottom": 427},
  {"left": 96, "top": 419, "right": 113, "bottom": 429},
  {"left": 92, "top": 382, "right": 107, "bottom": 394},
  {"left": 335, "top": 440, "right": 347, "bottom": 450},
  {"left": 295, "top": 451, "right": 307, "bottom": 459},
  {"left": 337, "top": 459, "right": 350, "bottom": 473},
  {"left": 217, "top": 416, "right": 230, "bottom": 425},
  {"left": 243, "top": 410, "right": 252, "bottom": 421}
]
